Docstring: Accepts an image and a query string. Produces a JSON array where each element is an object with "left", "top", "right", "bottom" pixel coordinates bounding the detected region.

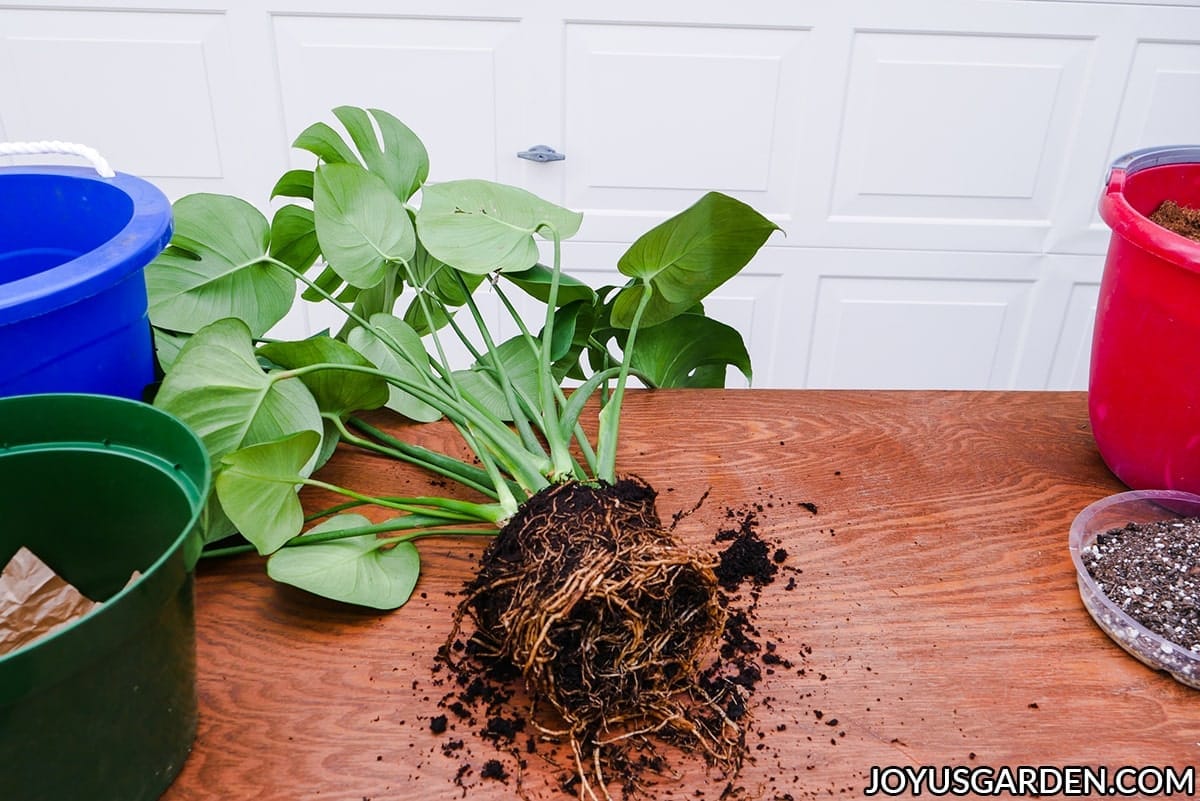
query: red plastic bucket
[{"left": 1092, "top": 146, "right": 1200, "bottom": 492}]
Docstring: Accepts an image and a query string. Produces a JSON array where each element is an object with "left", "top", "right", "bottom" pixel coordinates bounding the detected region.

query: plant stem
[
  {"left": 275, "top": 363, "right": 549, "bottom": 493},
  {"left": 454, "top": 272, "right": 546, "bottom": 458},
  {"left": 336, "top": 416, "right": 504, "bottom": 500},
  {"left": 268, "top": 256, "right": 455, "bottom": 393},
  {"left": 201, "top": 515, "right": 498, "bottom": 558},
  {"left": 492, "top": 282, "right": 599, "bottom": 478},
  {"left": 302, "top": 477, "right": 504, "bottom": 523},
  {"left": 537, "top": 228, "right": 577, "bottom": 480},
  {"left": 595, "top": 283, "right": 653, "bottom": 482}
]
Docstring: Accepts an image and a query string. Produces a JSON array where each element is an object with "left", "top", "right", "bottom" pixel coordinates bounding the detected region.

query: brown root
[{"left": 447, "top": 477, "right": 742, "bottom": 796}]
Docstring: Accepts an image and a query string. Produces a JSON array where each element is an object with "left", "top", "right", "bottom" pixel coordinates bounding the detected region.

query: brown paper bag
[{"left": 0, "top": 546, "right": 99, "bottom": 657}]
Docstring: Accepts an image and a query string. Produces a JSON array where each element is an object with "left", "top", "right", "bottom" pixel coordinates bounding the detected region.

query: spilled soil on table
[{"left": 427, "top": 480, "right": 806, "bottom": 799}]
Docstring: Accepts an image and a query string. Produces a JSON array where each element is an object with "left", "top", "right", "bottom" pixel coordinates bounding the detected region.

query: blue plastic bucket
[{"left": 0, "top": 165, "right": 172, "bottom": 399}]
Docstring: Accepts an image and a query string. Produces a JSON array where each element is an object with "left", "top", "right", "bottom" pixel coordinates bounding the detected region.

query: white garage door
[{"left": 3, "top": 0, "right": 1199, "bottom": 389}]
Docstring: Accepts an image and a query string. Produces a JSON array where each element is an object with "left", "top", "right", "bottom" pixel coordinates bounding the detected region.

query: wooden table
[{"left": 165, "top": 391, "right": 1200, "bottom": 800}]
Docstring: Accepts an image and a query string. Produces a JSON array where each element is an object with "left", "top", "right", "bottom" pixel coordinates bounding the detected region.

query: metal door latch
[{"left": 517, "top": 145, "right": 565, "bottom": 163}]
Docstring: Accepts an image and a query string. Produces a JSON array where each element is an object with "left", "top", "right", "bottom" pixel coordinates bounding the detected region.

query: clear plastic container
[{"left": 1069, "top": 489, "right": 1200, "bottom": 689}]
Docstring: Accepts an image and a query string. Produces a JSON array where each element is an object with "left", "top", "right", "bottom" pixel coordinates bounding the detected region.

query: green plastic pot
[{"left": 0, "top": 394, "right": 209, "bottom": 800}]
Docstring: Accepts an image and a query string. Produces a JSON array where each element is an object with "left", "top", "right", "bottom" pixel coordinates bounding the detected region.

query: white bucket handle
[{"left": 0, "top": 141, "right": 115, "bottom": 178}]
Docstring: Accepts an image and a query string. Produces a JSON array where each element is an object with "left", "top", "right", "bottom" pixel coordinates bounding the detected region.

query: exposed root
[{"left": 446, "top": 477, "right": 743, "bottom": 797}]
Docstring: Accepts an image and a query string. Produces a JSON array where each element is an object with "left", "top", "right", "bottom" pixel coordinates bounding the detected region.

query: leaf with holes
[{"left": 416, "top": 180, "right": 582, "bottom": 274}]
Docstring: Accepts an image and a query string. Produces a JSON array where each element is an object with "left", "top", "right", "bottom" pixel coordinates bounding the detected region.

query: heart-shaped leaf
[
  {"left": 267, "top": 515, "right": 421, "bottom": 609},
  {"left": 611, "top": 192, "right": 779, "bottom": 328},
  {"left": 314, "top": 162, "right": 415, "bottom": 288},
  {"left": 346, "top": 314, "right": 442, "bottom": 422},
  {"left": 417, "top": 180, "right": 582, "bottom": 274},
  {"left": 628, "top": 314, "right": 752, "bottom": 388},
  {"left": 154, "top": 318, "right": 323, "bottom": 464},
  {"left": 145, "top": 194, "right": 296, "bottom": 336},
  {"left": 216, "top": 430, "right": 321, "bottom": 554},
  {"left": 271, "top": 168, "right": 314, "bottom": 201},
  {"left": 270, "top": 203, "right": 321, "bottom": 274},
  {"left": 258, "top": 335, "right": 389, "bottom": 417},
  {"left": 502, "top": 264, "right": 596, "bottom": 307}
]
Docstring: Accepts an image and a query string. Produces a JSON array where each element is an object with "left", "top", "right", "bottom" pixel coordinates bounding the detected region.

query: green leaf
[
  {"left": 314, "top": 163, "right": 416, "bottom": 288},
  {"left": 611, "top": 192, "right": 779, "bottom": 328},
  {"left": 294, "top": 121, "right": 360, "bottom": 165},
  {"left": 154, "top": 318, "right": 323, "bottom": 464},
  {"left": 400, "top": 242, "right": 481, "bottom": 335},
  {"left": 267, "top": 515, "right": 421, "bottom": 609},
  {"left": 145, "top": 194, "right": 296, "bottom": 337},
  {"left": 627, "top": 314, "right": 752, "bottom": 388},
  {"left": 270, "top": 204, "right": 321, "bottom": 273},
  {"left": 215, "top": 431, "right": 321, "bottom": 555},
  {"left": 332, "top": 106, "right": 429, "bottom": 201},
  {"left": 258, "top": 335, "right": 389, "bottom": 417},
  {"left": 416, "top": 180, "right": 582, "bottom": 274},
  {"left": 271, "top": 169, "right": 314, "bottom": 201},
  {"left": 301, "top": 264, "right": 346, "bottom": 303},
  {"left": 452, "top": 335, "right": 540, "bottom": 421},
  {"left": 153, "top": 329, "right": 189, "bottom": 374},
  {"left": 346, "top": 314, "right": 442, "bottom": 422},
  {"left": 502, "top": 264, "right": 596, "bottom": 306}
]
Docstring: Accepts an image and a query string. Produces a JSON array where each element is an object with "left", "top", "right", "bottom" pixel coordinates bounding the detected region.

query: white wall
[{"left": 3, "top": 0, "right": 1200, "bottom": 389}]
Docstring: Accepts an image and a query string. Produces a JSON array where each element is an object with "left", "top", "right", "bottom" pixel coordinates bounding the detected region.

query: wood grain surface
[{"left": 163, "top": 390, "right": 1200, "bottom": 800}]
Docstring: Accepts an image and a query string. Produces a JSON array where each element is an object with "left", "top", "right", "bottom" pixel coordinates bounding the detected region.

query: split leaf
[
  {"left": 331, "top": 106, "right": 429, "bottom": 201},
  {"left": 267, "top": 515, "right": 421, "bottom": 609},
  {"left": 314, "top": 162, "right": 415, "bottom": 288},
  {"left": 145, "top": 194, "right": 295, "bottom": 337}
]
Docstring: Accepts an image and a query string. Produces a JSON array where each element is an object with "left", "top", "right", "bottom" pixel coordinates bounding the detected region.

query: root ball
[{"left": 450, "top": 477, "right": 741, "bottom": 794}]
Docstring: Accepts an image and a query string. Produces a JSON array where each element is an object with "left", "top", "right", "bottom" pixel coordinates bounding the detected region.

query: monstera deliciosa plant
[
  {"left": 146, "top": 105, "right": 778, "bottom": 608},
  {"left": 146, "top": 106, "right": 781, "bottom": 794}
]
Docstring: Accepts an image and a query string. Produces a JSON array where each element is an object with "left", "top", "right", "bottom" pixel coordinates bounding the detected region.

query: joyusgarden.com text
[{"left": 864, "top": 765, "right": 1195, "bottom": 796}]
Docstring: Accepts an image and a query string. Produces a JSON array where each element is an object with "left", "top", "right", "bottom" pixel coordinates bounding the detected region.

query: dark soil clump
[
  {"left": 1150, "top": 200, "right": 1200, "bottom": 243},
  {"left": 435, "top": 480, "right": 799, "bottom": 799},
  {"left": 1082, "top": 517, "right": 1200, "bottom": 650}
]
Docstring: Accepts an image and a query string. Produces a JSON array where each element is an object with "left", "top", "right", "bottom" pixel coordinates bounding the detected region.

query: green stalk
[
  {"left": 491, "top": 280, "right": 597, "bottom": 477},
  {"left": 454, "top": 273, "right": 546, "bottom": 458},
  {"left": 595, "top": 282, "right": 653, "bottom": 482},
  {"left": 537, "top": 228, "right": 577, "bottom": 479},
  {"left": 274, "top": 363, "right": 548, "bottom": 493},
  {"left": 333, "top": 416, "right": 501, "bottom": 500},
  {"left": 269, "top": 256, "right": 456, "bottom": 392},
  {"left": 345, "top": 416, "right": 523, "bottom": 500},
  {"left": 301, "top": 477, "right": 504, "bottom": 523},
  {"left": 201, "top": 514, "right": 497, "bottom": 559}
]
